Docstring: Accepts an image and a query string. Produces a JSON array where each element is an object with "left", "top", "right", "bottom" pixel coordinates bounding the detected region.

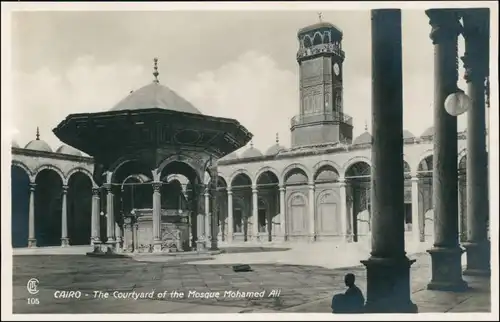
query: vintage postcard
[{"left": 1, "top": 1, "right": 498, "bottom": 320}]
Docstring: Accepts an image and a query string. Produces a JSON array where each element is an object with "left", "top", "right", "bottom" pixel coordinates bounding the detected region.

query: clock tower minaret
[{"left": 290, "top": 16, "right": 353, "bottom": 147}]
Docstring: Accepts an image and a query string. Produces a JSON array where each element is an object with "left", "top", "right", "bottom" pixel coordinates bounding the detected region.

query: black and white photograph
[{"left": 1, "top": 1, "right": 498, "bottom": 319}]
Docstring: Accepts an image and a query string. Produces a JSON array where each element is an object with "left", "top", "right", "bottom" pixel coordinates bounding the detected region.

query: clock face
[{"left": 333, "top": 63, "right": 340, "bottom": 76}]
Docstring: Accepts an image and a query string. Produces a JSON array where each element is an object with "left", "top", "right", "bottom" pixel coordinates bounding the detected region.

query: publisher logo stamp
[{"left": 27, "top": 278, "right": 39, "bottom": 295}]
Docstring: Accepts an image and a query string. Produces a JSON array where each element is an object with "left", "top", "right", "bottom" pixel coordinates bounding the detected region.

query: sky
[{"left": 8, "top": 7, "right": 475, "bottom": 155}]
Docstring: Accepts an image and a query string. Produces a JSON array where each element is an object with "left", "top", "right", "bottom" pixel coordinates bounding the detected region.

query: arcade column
[
  {"left": 279, "top": 185, "right": 286, "bottom": 241},
  {"left": 426, "top": 8, "right": 468, "bottom": 291},
  {"left": 462, "top": 8, "right": 491, "bottom": 276},
  {"left": 152, "top": 181, "right": 162, "bottom": 252},
  {"left": 252, "top": 185, "right": 259, "bottom": 241},
  {"left": 361, "top": 9, "right": 417, "bottom": 313},
  {"left": 410, "top": 174, "right": 420, "bottom": 243},
  {"left": 205, "top": 189, "right": 211, "bottom": 245},
  {"left": 210, "top": 182, "right": 219, "bottom": 251},
  {"left": 91, "top": 187, "right": 101, "bottom": 244},
  {"left": 227, "top": 188, "right": 234, "bottom": 243},
  {"left": 105, "top": 184, "right": 116, "bottom": 247},
  {"left": 61, "top": 185, "right": 69, "bottom": 247},
  {"left": 338, "top": 178, "right": 347, "bottom": 241},
  {"left": 308, "top": 182, "right": 316, "bottom": 242},
  {"left": 28, "top": 183, "right": 37, "bottom": 248}
]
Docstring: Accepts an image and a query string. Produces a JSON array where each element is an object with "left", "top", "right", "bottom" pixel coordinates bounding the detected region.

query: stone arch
[
  {"left": 229, "top": 169, "right": 254, "bottom": 187},
  {"left": 303, "top": 35, "right": 313, "bottom": 47},
  {"left": 287, "top": 191, "right": 309, "bottom": 235},
  {"left": 157, "top": 154, "right": 204, "bottom": 182},
  {"left": 342, "top": 156, "right": 372, "bottom": 177},
  {"left": 313, "top": 159, "right": 341, "bottom": 176},
  {"left": 316, "top": 188, "right": 341, "bottom": 235},
  {"left": 414, "top": 149, "right": 433, "bottom": 174},
  {"left": 313, "top": 160, "right": 341, "bottom": 183},
  {"left": 66, "top": 167, "right": 97, "bottom": 188},
  {"left": 34, "top": 164, "right": 66, "bottom": 184},
  {"left": 281, "top": 163, "right": 311, "bottom": 184},
  {"left": 312, "top": 31, "right": 323, "bottom": 45},
  {"left": 254, "top": 166, "right": 281, "bottom": 186},
  {"left": 109, "top": 158, "right": 153, "bottom": 183},
  {"left": 12, "top": 161, "right": 33, "bottom": 180}
]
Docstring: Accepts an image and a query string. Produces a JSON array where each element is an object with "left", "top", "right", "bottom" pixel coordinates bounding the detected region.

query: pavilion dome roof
[
  {"left": 298, "top": 21, "right": 343, "bottom": 37},
  {"left": 265, "top": 134, "right": 286, "bottom": 155},
  {"left": 420, "top": 126, "right": 434, "bottom": 138},
  {"left": 353, "top": 131, "right": 372, "bottom": 145},
  {"left": 12, "top": 140, "right": 20, "bottom": 148},
  {"left": 241, "top": 143, "right": 263, "bottom": 158},
  {"left": 110, "top": 82, "right": 201, "bottom": 115},
  {"left": 403, "top": 130, "right": 415, "bottom": 139},
  {"left": 25, "top": 139, "right": 52, "bottom": 152},
  {"left": 56, "top": 145, "right": 82, "bottom": 156}
]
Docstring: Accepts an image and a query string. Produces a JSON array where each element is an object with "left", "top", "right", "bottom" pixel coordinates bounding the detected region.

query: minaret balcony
[{"left": 290, "top": 111, "right": 353, "bottom": 130}]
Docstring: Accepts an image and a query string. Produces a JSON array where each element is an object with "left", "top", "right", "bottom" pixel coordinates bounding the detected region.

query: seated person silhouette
[{"left": 331, "top": 273, "right": 365, "bottom": 313}]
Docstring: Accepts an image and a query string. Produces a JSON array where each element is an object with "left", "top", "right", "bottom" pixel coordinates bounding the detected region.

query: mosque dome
[
  {"left": 403, "top": 130, "right": 415, "bottom": 139},
  {"left": 265, "top": 133, "right": 286, "bottom": 155},
  {"left": 353, "top": 131, "right": 372, "bottom": 145},
  {"left": 24, "top": 128, "right": 52, "bottom": 152},
  {"left": 109, "top": 58, "right": 201, "bottom": 115},
  {"left": 56, "top": 145, "right": 82, "bottom": 156},
  {"left": 11, "top": 140, "right": 20, "bottom": 148},
  {"left": 420, "top": 126, "right": 434, "bottom": 138},
  {"left": 241, "top": 142, "right": 263, "bottom": 158}
]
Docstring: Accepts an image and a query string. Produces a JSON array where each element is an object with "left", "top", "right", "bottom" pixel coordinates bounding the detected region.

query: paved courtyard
[{"left": 11, "top": 245, "right": 491, "bottom": 314}]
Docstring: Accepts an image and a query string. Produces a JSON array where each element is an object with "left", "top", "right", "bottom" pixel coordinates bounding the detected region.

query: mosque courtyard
[{"left": 12, "top": 242, "right": 490, "bottom": 314}]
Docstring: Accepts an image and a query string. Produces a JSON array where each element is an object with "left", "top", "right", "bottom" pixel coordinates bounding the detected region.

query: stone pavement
[{"left": 11, "top": 247, "right": 491, "bottom": 314}]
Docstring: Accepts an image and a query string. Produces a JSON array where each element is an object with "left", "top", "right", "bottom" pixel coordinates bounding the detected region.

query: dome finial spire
[
  {"left": 153, "top": 57, "right": 160, "bottom": 83},
  {"left": 317, "top": 12, "right": 323, "bottom": 22},
  {"left": 364, "top": 120, "right": 368, "bottom": 131},
  {"left": 276, "top": 132, "right": 279, "bottom": 144},
  {"left": 250, "top": 140, "right": 254, "bottom": 148},
  {"left": 36, "top": 127, "right": 40, "bottom": 140}
]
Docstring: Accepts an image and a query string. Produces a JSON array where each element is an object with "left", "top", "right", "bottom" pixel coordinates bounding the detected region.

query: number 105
[{"left": 27, "top": 298, "right": 39, "bottom": 305}]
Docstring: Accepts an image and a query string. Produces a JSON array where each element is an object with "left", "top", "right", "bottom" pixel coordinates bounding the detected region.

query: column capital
[
  {"left": 279, "top": 185, "right": 285, "bottom": 192},
  {"left": 152, "top": 181, "right": 162, "bottom": 192},
  {"left": 92, "top": 187, "right": 100, "bottom": 196},
  {"left": 426, "top": 9, "right": 462, "bottom": 45},
  {"left": 338, "top": 178, "right": 346, "bottom": 187},
  {"left": 251, "top": 185, "right": 258, "bottom": 194},
  {"left": 62, "top": 185, "right": 69, "bottom": 193},
  {"left": 410, "top": 176, "right": 419, "bottom": 183},
  {"left": 29, "top": 183, "right": 37, "bottom": 191},
  {"left": 104, "top": 183, "right": 113, "bottom": 192},
  {"left": 227, "top": 187, "right": 232, "bottom": 195},
  {"left": 308, "top": 182, "right": 315, "bottom": 190}
]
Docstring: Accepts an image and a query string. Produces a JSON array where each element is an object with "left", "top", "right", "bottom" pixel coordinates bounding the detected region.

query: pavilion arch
[
  {"left": 66, "top": 167, "right": 97, "bottom": 188},
  {"left": 281, "top": 163, "right": 311, "bottom": 184},
  {"left": 403, "top": 160, "right": 412, "bottom": 179},
  {"left": 458, "top": 149, "right": 467, "bottom": 167},
  {"left": 110, "top": 158, "right": 153, "bottom": 184},
  {"left": 341, "top": 156, "right": 372, "bottom": 178},
  {"left": 12, "top": 161, "right": 33, "bottom": 181},
  {"left": 312, "top": 32, "right": 323, "bottom": 45},
  {"left": 156, "top": 154, "right": 204, "bottom": 182},
  {"left": 34, "top": 164, "right": 66, "bottom": 185},
  {"left": 229, "top": 169, "right": 254, "bottom": 187},
  {"left": 254, "top": 166, "right": 281, "bottom": 186},
  {"left": 417, "top": 154, "right": 433, "bottom": 174}
]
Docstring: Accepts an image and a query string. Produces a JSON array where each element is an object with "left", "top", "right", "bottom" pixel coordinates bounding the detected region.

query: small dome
[
  {"left": 221, "top": 152, "right": 239, "bottom": 161},
  {"left": 353, "top": 131, "right": 372, "bottom": 145},
  {"left": 56, "top": 145, "right": 82, "bottom": 156},
  {"left": 12, "top": 140, "right": 20, "bottom": 148},
  {"left": 25, "top": 139, "right": 52, "bottom": 152},
  {"left": 403, "top": 130, "right": 415, "bottom": 139},
  {"left": 241, "top": 143, "right": 263, "bottom": 159},
  {"left": 420, "top": 126, "right": 434, "bottom": 138},
  {"left": 298, "top": 22, "right": 343, "bottom": 37},
  {"left": 265, "top": 133, "right": 286, "bottom": 155}
]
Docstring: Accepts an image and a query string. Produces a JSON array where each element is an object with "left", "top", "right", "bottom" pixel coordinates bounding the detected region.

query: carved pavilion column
[
  {"left": 152, "top": 181, "right": 162, "bottom": 252},
  {"left": 252, "top": 185, "right": 259, "bottom": 241},
  {"left": 91, "top": 187, "right": 101, "bottom": 244},
  {"left": 426, "top": 8, "right": 468, "bottom": 291},
  {"left": 61, "top": 185, "right": 69, "bottom": 247},
  {"left": 308, "top": 181, "right": 316, "bottom": 242},
  {"left": 210, "top": 176, "right": 219, "bottom": 251},
  {"left": 105, "top": 184, "right": 116, "bottom": 246},
  {"left": 462, "top": 8, "right": 490, "bottom": 276},
  {"left": 279, "top": 185, "right": 286, "bottom": 241},
  {"left": 28, "top": 183, "right": 37, "bottom": 248},
  {"left": 361, "top": 9, "right": 417, "bottom": 313},
  {"left": 338, "top": 178, "right": 347, "bottom": 241},
  {"left": 410, "top": 174, "right": 420, "bottom": 243},
  {"left": 227, "top": 188, "right": 233, "bottom": 243}
]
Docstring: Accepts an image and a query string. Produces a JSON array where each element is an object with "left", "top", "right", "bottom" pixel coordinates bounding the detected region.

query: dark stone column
[
  {"left": 426, "top": 9, "right": 468, "bottom": 291},
  {"left": 361, "top": 9, "right": 417, "bottom": 313},
  {"left": 461, "top": 8, "right": 491, "bottom": 276}
]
